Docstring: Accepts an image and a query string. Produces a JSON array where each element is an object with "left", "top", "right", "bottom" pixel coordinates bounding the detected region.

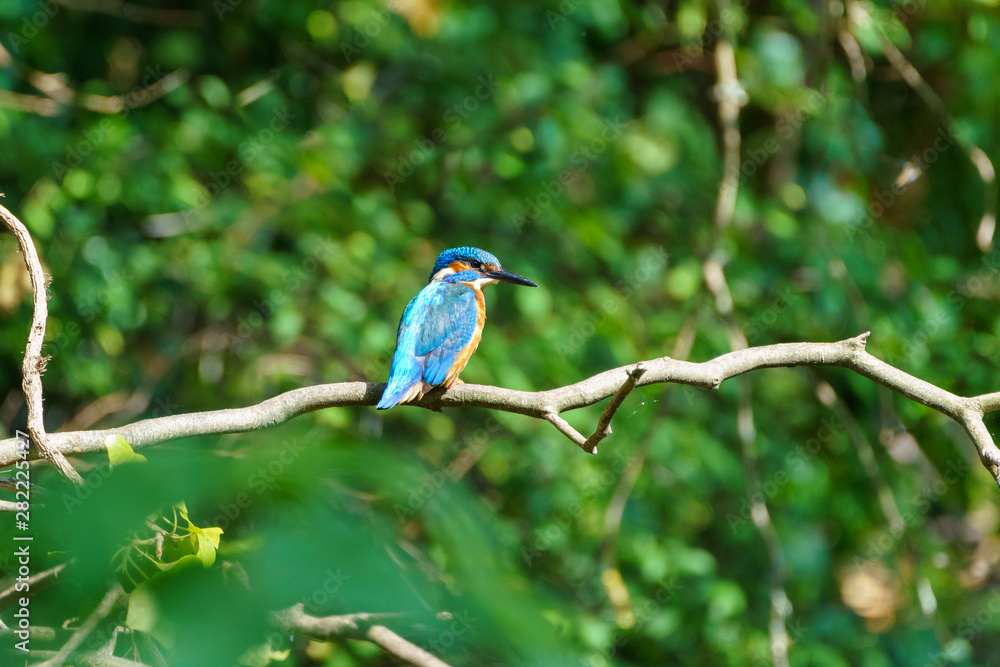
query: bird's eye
[{"left": 469, "top": 260, "right": 482, "bottom": 269}]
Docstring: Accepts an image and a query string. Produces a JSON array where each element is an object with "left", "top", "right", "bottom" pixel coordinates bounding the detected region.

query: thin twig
[
  {"left": 816, "top": 379, "right": 905, "bottom": 531},
  {"left": 274, "top": 604, "right": 452, "bottom": 667},
  {"left": 79, "top": 655, "right": 152, "bottom": 667},
  {"left": 35, "top": 584, "right": 125, "bottom": 667},
  {"left": 26, "top": 652, "right": 150, "bottom": 667},
  {"left": 0, "top": 204, "right": 83, "bottom": 484},
  {"left": 0, "top": 90, "right": 61, "bottom": 116},
  {"left": 543, "top": 412, "right": 591, "bottom": 453},
  {"left": 708, "top": 20, "right": 792, "bottom": 656},
  {"left": 0, "top": 563, "right": 67, "bottom": 613},
  {"left": 366, "top": 625, "right": 452, "bottom": 667},
  {"left": 582, "top": 364, "right": 646, "bottom": 453},
  {"left": 712, "top": 36, "right": 746, "bottom": 231},
  {"left": 837, "top": 28, "right": 867, "bottom": 83},
  {"left": 273, "top": 606, "right": 404, "bottom": 634},
  {"left": 815, "top": 377, "right": 950, "bottom": 639},
  {"left": 599, "top": 316, "right": 698, "bottom": 621},
  {"left": 735, "top": 368, "right": 791, "bottom": 667},
  {"left": 973, "top": 391, "right": 1000, "bottom": 413},
  {"left": 0, "top": 626, "right": 56, "bottom": 641},
  {"left": 0, "top": 43, "right": 189, "bottom": 117}
]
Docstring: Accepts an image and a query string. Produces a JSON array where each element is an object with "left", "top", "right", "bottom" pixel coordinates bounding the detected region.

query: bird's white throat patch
[{"left": 461, "top": 276, "right": 499, "bottom": 289}]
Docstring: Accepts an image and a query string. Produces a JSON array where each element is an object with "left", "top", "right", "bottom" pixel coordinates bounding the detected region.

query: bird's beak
[{"left": 490, "top": 266, "right": 537, "bottom": 287}]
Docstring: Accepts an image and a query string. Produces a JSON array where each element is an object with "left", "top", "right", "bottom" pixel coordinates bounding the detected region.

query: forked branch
[
  {"left": 274, "top": 604, "right": 452, "bottom": 667},
  {"left": 0, "top": 332, "right": 999, "bottom": 488},
  {"left": 1, "top": 204, "right": 83, "bottom": 483}
]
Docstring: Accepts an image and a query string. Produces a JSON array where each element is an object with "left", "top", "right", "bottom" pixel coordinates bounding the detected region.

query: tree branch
[
  {"left": 0, "top": 563, "right": 67, "bottom": 614},
  {"left": 0, "top": 204, "right": 83, "bottom": 484},
  {"left": 274, "top": 604, "right": 452, "bottom": 667},
  {"left": 542, "top": 412, "right": 590, "bottom": 452},
  {"left": 26, "top": 651, "right": 151, "bottom": 667},
  {"left": 35, "top": 583, "right": 125, "bottom": 667},
  {"left": 711, "top": 35, "right": 746, "bottom": 233},
  {"left": 0, "top": 43, "right": 189, "bottom": 118},
  {"left": 1, "top": 331, "right": 999, "bottom": 488},
  {"left": 582, "top": 363, "right": 646, "bottom": 453}
]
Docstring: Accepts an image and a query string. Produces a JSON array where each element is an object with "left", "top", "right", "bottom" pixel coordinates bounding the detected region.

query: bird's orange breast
[{"left": 443, "top": 286, "right": 487, "bottom": 387}]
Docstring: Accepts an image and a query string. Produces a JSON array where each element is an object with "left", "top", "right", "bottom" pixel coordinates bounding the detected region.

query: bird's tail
[{"left": 376, "top": 377, "right": 423, "bottom": 410}]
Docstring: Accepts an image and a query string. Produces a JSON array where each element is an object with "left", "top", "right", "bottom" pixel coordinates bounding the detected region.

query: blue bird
[{"left": 377, "top": 247, "right": 537, "bottom": 410}]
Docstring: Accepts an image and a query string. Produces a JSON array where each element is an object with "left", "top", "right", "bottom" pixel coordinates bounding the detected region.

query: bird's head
[{"left": 429, "top": 246, "right": 537, "bottom": 288}]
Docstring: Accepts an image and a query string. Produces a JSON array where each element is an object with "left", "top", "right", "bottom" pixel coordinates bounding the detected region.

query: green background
[{"left": 2, "top": 0, "right": 1000, "bottom": 665}]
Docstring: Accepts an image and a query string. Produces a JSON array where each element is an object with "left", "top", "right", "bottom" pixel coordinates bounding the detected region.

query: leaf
[
  {"left": 239, "top": 643, "right": 291, "bottom": 667},
  {"left": 126, "top": 586, "right": 174, "bottom": 648},
  {"left": 190, "top": 527, "right": 224, "bottom": 567},
  {"left": 177, "top": 502, "right": 224, "bottom": 567},
  {"left": 105, "top": 434, "right": 147, "bottom": 467},
  {"left": 126, "top": 586, "right": 158, "bottom": 633},
  {"left": 114, "top": 502, "right": 224, "bottom": 591}
]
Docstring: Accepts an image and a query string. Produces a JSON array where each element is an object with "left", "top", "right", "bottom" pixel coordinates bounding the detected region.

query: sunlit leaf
[{"left": 106, "top": 434, "right": 148, "bottom": 467}]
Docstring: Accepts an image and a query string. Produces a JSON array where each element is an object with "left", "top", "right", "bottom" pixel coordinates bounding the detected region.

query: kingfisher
[{"left": 376, "top": 246, "right": 537, "bottom": 410}]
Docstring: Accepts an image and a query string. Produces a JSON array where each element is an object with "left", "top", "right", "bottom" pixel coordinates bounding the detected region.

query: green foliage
[
  {"left": 2, "top": 0, "right": 1000, "bottom": 665},
  {"left": 114, "top": 502, "right": 224, "bottom": 591}
]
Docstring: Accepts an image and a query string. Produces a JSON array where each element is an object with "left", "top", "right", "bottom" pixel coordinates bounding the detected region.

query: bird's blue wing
[
  {"left": 412, "top": 283, "right": 478, "bottom": 386},
  {"left": 378, "top": 282, "right": 478, "bottom": 409}
]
